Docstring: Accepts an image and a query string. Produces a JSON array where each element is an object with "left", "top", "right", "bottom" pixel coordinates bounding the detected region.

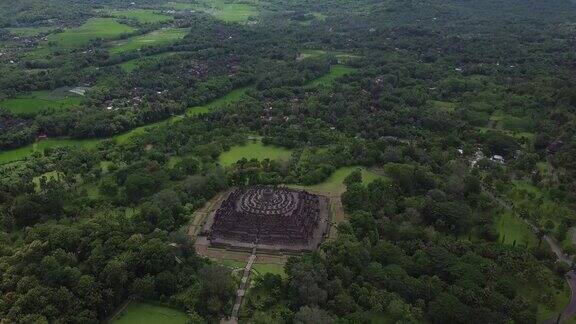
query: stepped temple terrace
[{"left": 196, "top": 186, "right": 330, "bottom": 253}]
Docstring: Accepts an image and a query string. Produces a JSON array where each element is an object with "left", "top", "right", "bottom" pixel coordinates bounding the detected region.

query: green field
[
  {"left": 119, "top": 52, "right": 181, "bottom": 72},
  {"left": 219, "top": 141, "right": 292, "bottom": 166},
  {"left": 0, "top": 90, "right": 82, "bottom": 115},
  {"left": 41, "top": 18, "right": 135, "bottom": 50},
  {"left": 293, "top": 166, "right": 387, "bottom": 195},
  {"left": 186, "top": 87, "right": 249, "bottom": 116},
  {"left": 219, "top": 259, "right": 285, "bottom": 277},
  {"left": 109, "top": 28, "right": 187, "bottom": 54},
  {"left": 8, "top": 26, "right": 54, "bottom": 37},
  {"left": 165, "top": 1, "right": 258, "bottom": 23},
  {"left": 299, "top": 49, "right": 361, "bottom": 64},
  {"left": 112, "top": 302, "right": 187, "bottom": 324},
  {"left": 494, "top": 212, "right": 538, "bottom": 247},
  {"left": 0, "top": 138, "right": 99, "bottom": 165},
  {"left": 306, "top": 65, "right": 357, "bottom": 88},
  {"left": 111, "top": 9, "right": 173, "bottom": 24}
]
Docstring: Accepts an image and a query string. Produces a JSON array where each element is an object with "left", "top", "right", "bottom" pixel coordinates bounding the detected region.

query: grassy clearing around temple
[
  {"left": 0, "top": 138, "right": 99, "bottom": 165},
  {"left": 218, "top": 140, "right": 293, "bottom": 166},
  {"left": 112, "top": 302, "right": 187, "bottom": 324},
  {"left": 306, "top": 65, "right": 357, "bottom": 88},
  {"left": 0, "top": 89, "right": 82, "bottom": 115},
  {"left": 293, "top": 166, "right": 387, "bottom": 196},
  {"left": 109, "top": 28, "right": 188, "bottom": 54},
  {"left": 494, "top": 212, "right": 537, "bottom": 247},
  {"left": 110, "top": 9, "right": 173, "bottom": 24}
]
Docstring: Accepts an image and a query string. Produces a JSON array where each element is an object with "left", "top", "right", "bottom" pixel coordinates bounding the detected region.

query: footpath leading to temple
[{"left": 220, "top": 247, "right": 257, "bottom": 324}]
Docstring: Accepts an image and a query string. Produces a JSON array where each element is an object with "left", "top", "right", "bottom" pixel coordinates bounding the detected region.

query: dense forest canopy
[{"left": 1, "top": 0, "right": 576, "bottom": 323}]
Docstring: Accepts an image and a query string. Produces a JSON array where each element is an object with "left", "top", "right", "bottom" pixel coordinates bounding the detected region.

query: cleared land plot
[
  {"left": 165, "top": 1, "right": 258, "bottom": 23},
  {"left": 0, "top": 138, "right": 99, "bottom": 165},
  {"left": 218, "top": 141, "right": 292, "bottom": 166},
  {"left": 293, "top": 166, "right": 387, "bottom": 196},
  {"left": 7, "top": 26, "right": 54, "bottom": 37},
  {"left": 186, "top": 87, "right": 249, "bottom": 116},
  {"left": 112, "top": 302, "right": 187, "bottom": 324},
  {"left": 306, "top": 65, "right": 357, "bottom": 88},
  {"left": 0, "top": 90, "right": 82, "bottom": 115},
  {"left": 109, "top": 28, "right": 187, "bottom": 55},
  {"left": 40, "top": 18, "right": 135, "bottom": 50},
  {"left": 110, "top": 9, "right": 173, "bottom": 24},
  {"left": 494, "top": 212, "right": 537, "bottom": 247},
  {"left": 119, "top": 52, "right": 181, "bottom": 72}
]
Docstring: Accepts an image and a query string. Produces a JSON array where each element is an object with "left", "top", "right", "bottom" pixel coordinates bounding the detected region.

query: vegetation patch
[
  {"left": 165, "top": 1, "right": 258, "bottom": 23},
  {"left": 0, "top": 89, "right": 82, "bottom": 115},
  {"left": 7, "top": 26, "right": 54, "bottom": 37},
  {"left": 112, "top": 302, "right": 188, "bottom": 324},
  {"left": 0, "top": 138, "right": 99, "bottom": 165},
  {"left": 110, "top": 9, "right": 173, "bottom": 24},
  {"left": 306, "top": 65, "right": 357, "bottom": 88},
  {"left": 40, "top": 18, "right": 135, "bottom": 50},
  {"left": 119, "top": 52, "right": 181, "bottom": 72},
  {"left": 494, "top": 212, "right": 537, "bottom": 247},
  {"left": 293, "top": 166, "right": 387, "bottom": 196},
  {"left": 109, "top": 28, "right": 188, "bottom": 55},
  {"left": 186, "top": 87, "right": 249, "bottom": 116},
  {"left": 219, "top": 140, "right": 292, "bottom": 166}
]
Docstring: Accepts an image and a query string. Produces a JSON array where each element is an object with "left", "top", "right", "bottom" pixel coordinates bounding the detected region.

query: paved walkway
[{"left": 220, "top": 247, "right": 257, "bottom": 324}]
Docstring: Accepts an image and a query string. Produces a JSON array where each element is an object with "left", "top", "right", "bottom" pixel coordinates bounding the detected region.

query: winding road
[{"left": 483, "top": 189, "right": 576, "bottom": 323}]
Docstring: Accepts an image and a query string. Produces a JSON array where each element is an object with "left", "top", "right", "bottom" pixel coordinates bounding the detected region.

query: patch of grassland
[
  {"left": 111, "top": 9, "right": 173, "bottom": 24},
  {"left": 186, "top": 87, "right": 249, "bottom": 116},
  {"left": 0, "top": 90, "right": 82, "bottom": 115},
  {"left": 114, "top": 119, "right": 168, "bottom": 144},
  {"left": 109, "top": 28, "right": 187, "bottom": 55},
  {"left": 494, "top": 212, "right": 538, "bottom": 247},
  {"left": 431, "top": 100, "right": 457, "bottom": 112},
  {"left": 119, "top": 52, "right": 180, "bottom": 72},
  {"left": 219, "top": 141, "right": 292, "bottom": 166},
  {"left": 42, "top": 18, "right": 135, "bottom": 50},
  {"left": 0, "top": 138, "right": 99, "bottom": 165},
  {"left": 8, "top": 26, "right": 54, "bottom": 37},
  {"left": 112, "top": 302, "right": 188, "bottom": 324},
  {"left": 306, "top": 65, "right": 357, "bottom": 88},
  {"left": 32, "top": 171, "right": 64, "bottom": 192},
  {"left": 534, "top": 278, "right": 571, "bottom": 322},
  {"left": 165, "top": 1, "right": 258, "bottom": 23},
  {"left": 252, "top": 263, "right": 285, "bottom": 277},
  {"left": 293, "top": 166, "right": 388, "bottom": 196}
]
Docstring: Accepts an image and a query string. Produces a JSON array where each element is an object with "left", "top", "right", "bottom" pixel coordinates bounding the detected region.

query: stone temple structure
[{"left": 204, "top": 186, "right": 329, "bottom": 252}]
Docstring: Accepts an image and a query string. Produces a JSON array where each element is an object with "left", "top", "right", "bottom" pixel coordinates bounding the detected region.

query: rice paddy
[
  {"left": 306, "top": 65, "right": 357, "bottom": 88},
  {"left": 110, "top": 9, "right": 173, "bottom": 24},
  {"left": 41, "top": 18, "right": 135, "bottom": 50}
]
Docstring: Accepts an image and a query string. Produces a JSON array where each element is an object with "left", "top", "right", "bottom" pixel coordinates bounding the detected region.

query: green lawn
[
  {"left": 292, "top": 166, "right": 388, "bottom": 195},
  {"left": 219, "top": 259, "right": 285, "bottom": 277},
  {"left": 112, "top": 302, "right": 188, "bottom": 324},
  {"left": 0, "top": 138, "right": 99, "bottom": 165},
  {"left": 119, "top": 52, "right": 181, "bottom": 72},
  {"left": 111, "top": 9, "right": 173, "bottom": 24},
  {"left": 186, "top": 87, "right": 249, "bottom": 116},
  {"left": 219, "top": 141, "right": 293, "bottom": 166},
  {"left": 8, "top": 26, "right": 54, "bottom": 37},
  {"left": 41, "top": 18, "right": 135, "bottom": 50},
  {"left": 109, "top": 28, "right": 188, "bottom": 55},
  {"left": 306, "top": 65, "right": 357, "bottom": 88},
  {"left": 494, "top": 212, "right": 538, "bottom": 247},
  {"left": 0, "top": 90, "right": 82, "bottom": 115}
]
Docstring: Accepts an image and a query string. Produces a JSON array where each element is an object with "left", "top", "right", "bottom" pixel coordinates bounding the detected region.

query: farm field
[
  {"left": 219, "top": 141, "right": 292, "bottom": 166},
  {"left": 40, "top": 18, "right": 135, "bottom": 50},
  {"left": 109, "top": 28, "right": 187, "bottom": 55},
  {"left": 7, "top": 26, "right": 54, "bottom": 37},
  {"left": 0, "top": 89, "right": 82, "bottom": 115},
  {"left": 119, "top": 52, "right": 181, "bottom": 72},
  {"left": 112, "top": 302, "right": 187, "bottom": 324},
  {"left": 0, "top": 138, "right": 99, "bottom": 165},
  {"left": 186, "top": 87, "right": 249, "bottom": 116},
  {"left": 306, "top": 65, "right": 357, "bottom": 88},
  {"left": 110, "top": 9, "right": 173, "bottom": 24},
  {"left": 165, "top": 1, "right": 258, "bottom": 23}
]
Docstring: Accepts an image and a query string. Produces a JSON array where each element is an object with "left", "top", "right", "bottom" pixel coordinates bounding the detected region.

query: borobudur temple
[{"left": 204, "top": 186, "right": 329, "bottom": 252}]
